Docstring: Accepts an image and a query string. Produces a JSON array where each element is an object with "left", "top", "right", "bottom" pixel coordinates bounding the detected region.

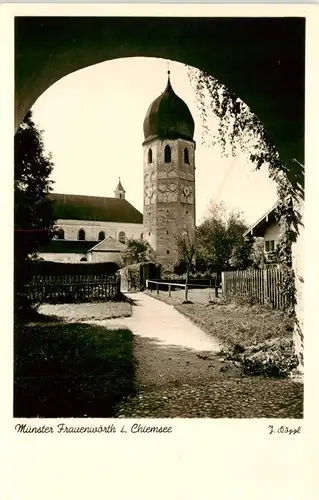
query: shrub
[
  {"left": 121, "top": 263, "right": 141, "bottom": 291},
  {"left": 221, "top": 338, "right": 298, "bottom": 378}
]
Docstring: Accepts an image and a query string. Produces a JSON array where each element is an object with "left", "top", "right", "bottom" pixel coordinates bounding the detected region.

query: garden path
[{"left": 91, "top": 292, "right": 221, "bottom": 352}]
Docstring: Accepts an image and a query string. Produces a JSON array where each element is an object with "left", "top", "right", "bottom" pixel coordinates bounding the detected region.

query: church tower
[
  {"left": 114, "top": 178, "right": 126, "bottom": 199},
  {"left": 142, "top": 71, "right": 196, "bottom": 268}
]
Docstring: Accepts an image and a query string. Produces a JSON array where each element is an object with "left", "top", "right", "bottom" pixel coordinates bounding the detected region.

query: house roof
[
  {"left": 38, "top": 240, "right": 99, "bottom": 254},
  {"left": 48, "top": 193, "right": 143, "bottom": 224},
  {"left": 88, "top": 237, "right": 126, "bottom": 253},
  {"left": 244, "top": 204, "right": 279, "bottom": 238}
]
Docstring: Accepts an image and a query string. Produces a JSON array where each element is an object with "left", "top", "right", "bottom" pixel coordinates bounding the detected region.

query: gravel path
[{"left": 86, "top": 293, "right": 303, "bottom": 419}]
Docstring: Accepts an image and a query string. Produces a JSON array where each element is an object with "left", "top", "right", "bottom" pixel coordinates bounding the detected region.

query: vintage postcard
[{"left": 1, "top": 2, "right": 318, "bottom": 499}]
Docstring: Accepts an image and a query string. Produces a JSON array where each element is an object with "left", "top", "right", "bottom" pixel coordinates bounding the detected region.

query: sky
[{"left": 31, "top": 57, "right": 278, "bottom": 226}]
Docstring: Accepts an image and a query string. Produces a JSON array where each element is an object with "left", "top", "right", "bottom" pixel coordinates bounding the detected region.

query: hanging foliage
[{"left": 188, "top": 67, "right": 304, "bottom": 317}]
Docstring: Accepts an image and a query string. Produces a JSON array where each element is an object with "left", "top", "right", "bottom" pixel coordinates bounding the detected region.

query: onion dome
[{"left": 143, "top": 71, "right": 195, "bottom": 143}]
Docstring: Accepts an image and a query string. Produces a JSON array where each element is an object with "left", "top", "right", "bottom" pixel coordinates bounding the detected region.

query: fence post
[
  {"left": 146, "top": 279, "right": 149, "bottom": 291},
  {"left": 263, "top": 268, "right": 268, "bottom": 305},
  {"left": 156, "top": 283, "right": 159, "bottom": 295},
  {"left": 168, "top": 284, "right": 171, "bottom": 297},
  {"left": 221, "top": 272, "right": 226, "bottom": 296}
]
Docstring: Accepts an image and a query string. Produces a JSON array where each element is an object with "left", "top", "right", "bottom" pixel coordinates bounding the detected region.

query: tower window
[
  {"left": 167, "top": 250, "right": 170, "bottom": 254},
  {"left": 78, "top": 229, "right": 85, "bottom": 241},
  {"left": 98, "top": 231, "right": 105, "bottom": 241},
  {"left": 57, "top": 228, "right": 65, "bottom": 240},
  {"left": 164, "top": 145, "right": 171, "bottom": 163},
  {"left": 118, "top": 231, "right": 126, "bottom": 244},
  {"left": 148, "top": 148, "right": 153, "bottom": 163},
  {"left": 184, "top": 148, "right": 190, "bottom": 164},
  {"left": 166, "top": 230, "right": 169, "bottom": 234}
]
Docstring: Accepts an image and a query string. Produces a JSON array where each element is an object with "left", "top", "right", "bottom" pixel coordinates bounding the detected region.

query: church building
[
  {"left": 142, "top": 70, "right": 196, "bottom": 268},
  {"left": 37, "top": 179, "right": 143, "bottom": 265},
  {"left": 38, "top": 71, "right": 196, "bottom": 269}
]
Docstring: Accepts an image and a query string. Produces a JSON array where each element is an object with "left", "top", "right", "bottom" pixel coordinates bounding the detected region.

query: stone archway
[{"left": 15, "top": 17, "right": 304, "bottom": 176}]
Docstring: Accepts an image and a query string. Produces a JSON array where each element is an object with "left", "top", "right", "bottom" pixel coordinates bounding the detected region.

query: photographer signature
[{"left": 268, "top": 425, "right": 301, "bottom": 435}]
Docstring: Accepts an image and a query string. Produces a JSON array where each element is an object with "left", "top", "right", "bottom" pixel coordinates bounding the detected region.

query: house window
[
  {"left": 148, "top": 148, "right": 152, "bottom": 163},
  {"left": 98, "top": 231, "right": 105, "bottom": 241},
  {"left": 57, "top": 228, "right": 65, "bottom": 240},
  {"left": 184, "top": 148, "right": 189, "bottom": 164},
  {"left": 118, "top": 231, "right": 126, "bottom": 244},
  {"left": 78, "top": 229, "right": 85, "bottom": 241},
  {"left": 140, "top": 233, "right": 143, "bottom": 240},
  {"left": 164, "top": 145, "right": 171, "bottom": 163},
  {"left": 265, "top": 240, "right": 275, "bottom": 252},
  {"left": 167, "top": 250, "right": 170, "bottom": 254}
]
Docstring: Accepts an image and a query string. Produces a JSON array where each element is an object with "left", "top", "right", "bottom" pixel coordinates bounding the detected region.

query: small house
[{"left": 244, "top": 205, "right": 280, "bottom": 262}]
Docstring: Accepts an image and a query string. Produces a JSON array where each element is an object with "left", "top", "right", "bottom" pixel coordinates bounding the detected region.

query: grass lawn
[
  {"left": 38, "top": 300, "right": 132, "bottom": 322},
  {"left": 146, "top": 289, "right": 293, "bottom": 347},
  {"left": 14, "top": 322, "right": 135, "bottom": 417}
]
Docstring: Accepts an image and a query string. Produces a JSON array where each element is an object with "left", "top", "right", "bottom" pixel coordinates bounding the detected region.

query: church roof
[
  {"left": 38, "top": 240, "right": 99, "bottom": 254},
  {"left": 143, "top": 71, "right": 195, "bottom": 143},
  {"left": 49, "top": 193, "right": 143, "bottom": 224}
]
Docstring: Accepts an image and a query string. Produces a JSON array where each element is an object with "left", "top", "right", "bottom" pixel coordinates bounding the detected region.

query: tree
[
  {"left": 173, "top": 229, "right": 197, "bottom": 303},
  {"left": 14, "top": 111, "right": 56, "bottom": 317},
  {"left": 196, "top": 202, "right": 253, "bottom": 295},
  {"left": 121, "top": 238, "right": 155, "bottom": 267},
  {"left": 251, "top": 237, "right": 266, "bottom": 269}
]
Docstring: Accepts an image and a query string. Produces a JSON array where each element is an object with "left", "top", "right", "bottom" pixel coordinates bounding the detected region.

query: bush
[
  {"left": 220, "top": 338, "right": 298, "bottom": 378},
  {"left": 121, "top": 263, "right": 141, "bottom": 291}
]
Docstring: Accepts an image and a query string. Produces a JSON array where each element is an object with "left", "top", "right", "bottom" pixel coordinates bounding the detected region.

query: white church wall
[
  {"left": 55, "top": 219, "right": 143, "bottom": 242},
  {"left": 37, "top": 252, "right": 87, "bottom": 263}
]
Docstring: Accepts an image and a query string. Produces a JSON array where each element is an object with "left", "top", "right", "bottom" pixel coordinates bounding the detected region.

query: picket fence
[
  {"left": 25, "top": 274, "right": 121, "bottom": 303},
  {"left": 221, "top": 267, "right": 286, "bottom": 309}
]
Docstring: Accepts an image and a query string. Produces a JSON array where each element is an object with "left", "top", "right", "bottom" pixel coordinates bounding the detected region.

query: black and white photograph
[{"left": 12, "top": 12, "right": 305, "bottom": 420}]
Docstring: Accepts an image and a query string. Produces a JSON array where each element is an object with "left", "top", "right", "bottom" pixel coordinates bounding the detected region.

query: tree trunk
[
  {"left": 185, "top": 267, "right": 189, "bottom": 302},
  {"left": 292, "top": 195, "right": 304, "bottom": 374}
]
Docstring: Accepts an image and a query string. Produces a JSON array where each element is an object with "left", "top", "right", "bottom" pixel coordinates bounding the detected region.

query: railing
[
  {"left": 145, "top": 279, "right": 214, "bottom": 297},
  {"left": 25, "top": 274, "right": 121, "bottom": 303},
  {"left": 146, "top": 280, "right": 190, "bottom": 297}
]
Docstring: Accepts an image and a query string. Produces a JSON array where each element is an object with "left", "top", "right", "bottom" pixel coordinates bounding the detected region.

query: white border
[{"left": 1, "top": 4, "right": 318, "bottom": 499}]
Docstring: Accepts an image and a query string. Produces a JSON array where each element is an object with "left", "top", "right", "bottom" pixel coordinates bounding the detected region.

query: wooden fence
[
  {"left": 222, "top": 267, "right": 286, "bottom": 309},
  {"left": 25, "top": 274, "right": 121, "bottom": 304}
]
